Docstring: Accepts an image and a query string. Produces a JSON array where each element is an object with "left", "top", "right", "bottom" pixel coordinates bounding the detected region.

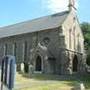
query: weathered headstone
[
  {"left": 29, "top": 64, "right": 34, "bottom": 78},
  {"left": 74, "top": 83, "right": 85, "bottom": 90},
  {"left": 16, "top": 64, "right": 21, "bottom": 72},
  {"left": 1, "top": 55, "right": 16, "bottom": 90},
  {"left": 21, "top": 63, "right": 24, "bottom": 73}
]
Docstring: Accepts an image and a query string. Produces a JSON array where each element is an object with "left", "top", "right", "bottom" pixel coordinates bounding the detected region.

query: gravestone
[
  {"left": 21, "top": 63, "right": 24, "bottom": 73},
  {"left": 1, "top": 55, "right": 16, "bottom": 90},
  {"left": 74, "top": 83, "right": 85, "bottom": 90},
  {"left": 29, "top": 64, "right": 34, "bottom": 78}
]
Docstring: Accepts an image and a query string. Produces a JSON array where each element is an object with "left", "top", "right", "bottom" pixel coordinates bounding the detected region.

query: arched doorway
[
  {"left": 72, "top": 55, "right": 78, "bottom": 72},
  {"left": 35, "top": 56, "right": 42, "bottom": 71}
]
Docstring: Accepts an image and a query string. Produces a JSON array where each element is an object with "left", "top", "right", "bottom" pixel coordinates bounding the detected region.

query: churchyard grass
[{"left": 14, "top": 72, "right": 90, "bottom": 90}]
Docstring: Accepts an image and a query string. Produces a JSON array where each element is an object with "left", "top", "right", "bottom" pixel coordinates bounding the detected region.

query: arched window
[
  {"left": 43, "top": 37, "right": 50, "bottom": 45},
  {"left": 4, "top": 44, "right": 7, "bottom": 55},
  {"left": 77, "top": 34, "right": 81, "bottom": 52},
  {"left": 13, "top": 42, "right": 16, "bottom": 56},
  {"left": 73, "top": 26, "right": 76, "bottom": 49},
  {"left": 69, "top": 29, "right": 72, "bottom": 48},
  {"left": 23, "top": 41, "right": 27, "bottom": 62}
]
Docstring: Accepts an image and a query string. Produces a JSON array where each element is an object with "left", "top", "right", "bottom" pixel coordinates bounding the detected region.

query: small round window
[{"left": 43, "top": 37, "right": 50, "bottom": 45}]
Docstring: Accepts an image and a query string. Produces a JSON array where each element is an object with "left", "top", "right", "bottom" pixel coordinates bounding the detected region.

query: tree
[
  {"left": 81, "top": 22, "right": 90, "bottom": 49},
  {"left": 81, "top": 22, "right": 90, "bottom": 65}
]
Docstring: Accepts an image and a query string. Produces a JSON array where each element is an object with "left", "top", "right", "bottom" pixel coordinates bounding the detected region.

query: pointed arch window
[
  {"left": 13, "top": 43, "right": 16, "bottom": 56},
  {"left": 69, "top": 29, "right": 72, "bottom": 49},
  {"left": 73, "top": 26, "right": 76, "bottom": 49},
  {"left": 23, "top": 41, "right": 27, "bottom": 62},
  {"left": 4, "top": 44, "right": 7, "bottom": 55}
]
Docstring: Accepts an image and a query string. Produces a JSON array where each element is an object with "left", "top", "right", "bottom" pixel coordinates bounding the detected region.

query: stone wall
[{"left": 0, "top": 28, "right": 62, "bottom": 74}]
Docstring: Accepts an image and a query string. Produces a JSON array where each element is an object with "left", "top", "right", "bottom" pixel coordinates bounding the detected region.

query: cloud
[{"left": 42, "top": 0, "right": 78, "bottom": 13}]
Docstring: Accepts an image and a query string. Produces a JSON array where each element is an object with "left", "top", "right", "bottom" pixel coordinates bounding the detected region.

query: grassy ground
[{"left": 14, "top": 72, "right": 90, "bottom": 90}]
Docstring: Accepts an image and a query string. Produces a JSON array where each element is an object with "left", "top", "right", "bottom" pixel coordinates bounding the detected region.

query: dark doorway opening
[
  {"left": 24, "top": 63, "right": 29, "bottom": 73},
  {"left": 35, "top": 56, "right": 42, "bottom": 71},
  {"left": 73, "top": 55, "right": 78, "bottom": 72}
]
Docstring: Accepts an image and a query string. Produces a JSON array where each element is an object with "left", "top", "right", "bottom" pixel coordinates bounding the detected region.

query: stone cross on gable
[
  {"left": 69, "top": 0, "right": 76, "bottom": 11},
  {"left": 69, "top": 0, "right": 75, "bottom": 6}
]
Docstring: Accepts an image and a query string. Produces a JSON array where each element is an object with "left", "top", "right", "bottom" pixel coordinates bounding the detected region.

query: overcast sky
[{"left": 0, "top": 0, "right": 90, "bottom": 27}]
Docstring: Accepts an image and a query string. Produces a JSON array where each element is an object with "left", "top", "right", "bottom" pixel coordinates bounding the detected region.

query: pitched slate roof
[{"left": 0, "top": 11, "right": 69, "bottom": 38}]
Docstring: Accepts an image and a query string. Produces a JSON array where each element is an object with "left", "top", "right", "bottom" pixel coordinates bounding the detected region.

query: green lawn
[{"left": 14, "top": 73, "right": 90, "bottom": 90}]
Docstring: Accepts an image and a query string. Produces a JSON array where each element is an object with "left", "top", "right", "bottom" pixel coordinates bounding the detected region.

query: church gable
[{"left": 61, "top": 10, "right": 84, "bottom": 53}]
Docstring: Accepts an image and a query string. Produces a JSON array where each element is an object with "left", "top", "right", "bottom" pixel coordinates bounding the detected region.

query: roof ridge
[{"left": 0, "top": 10, "right": 69, "bottom": 38}]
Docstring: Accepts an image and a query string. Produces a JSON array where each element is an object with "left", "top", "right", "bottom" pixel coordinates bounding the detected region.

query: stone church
[{"left": 0, "top": 0, "right": 86, "bottom": 75}]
